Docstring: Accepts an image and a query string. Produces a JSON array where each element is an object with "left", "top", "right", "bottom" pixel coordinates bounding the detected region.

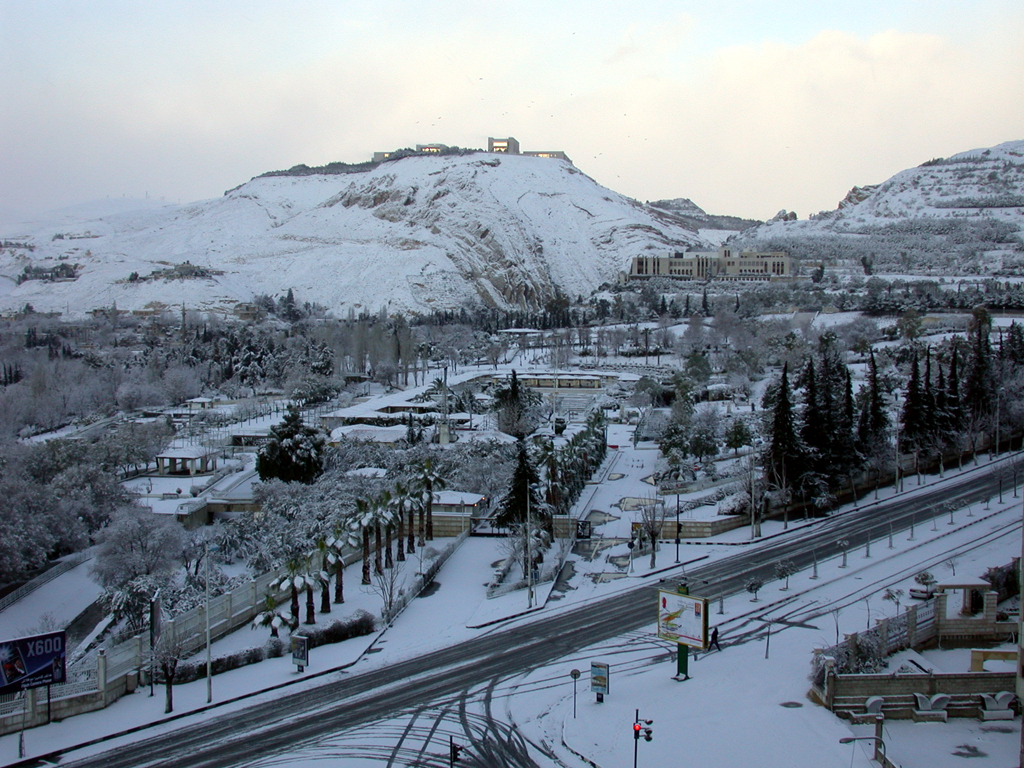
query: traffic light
[
  {"left": 634, "top": 718, "right": 654, "bottom": 741},
  {"left": 450, "top": 739, "right": 464, "bottom": 763}
]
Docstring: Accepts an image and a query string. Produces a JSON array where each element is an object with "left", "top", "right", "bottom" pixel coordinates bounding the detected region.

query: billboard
[
  {"left": 590, "top": 661, "right": 609, "bottom": 695},
  {"left": 291, "top": 635, "right": 309, "bottom": 667},
  {"left": 0, "top": 630, "right": 67, "bottom": 695},
  {"left": 657, "top": 591, "right": 708, "bottom": 649}
]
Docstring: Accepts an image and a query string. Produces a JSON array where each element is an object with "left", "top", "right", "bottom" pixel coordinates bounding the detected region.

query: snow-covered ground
[{"left": 2, "top": 428, "right": 1022, "bottom": 767}]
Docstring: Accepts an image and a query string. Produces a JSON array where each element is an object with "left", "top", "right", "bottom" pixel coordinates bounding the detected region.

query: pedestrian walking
[{"left": 710, "top": 626, "right": 722, "bottom": 651}]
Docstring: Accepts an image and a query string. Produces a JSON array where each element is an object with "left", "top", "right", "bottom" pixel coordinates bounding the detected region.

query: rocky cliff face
[{"left": 0, "top": 154, "right": 709, "bottom": 317}]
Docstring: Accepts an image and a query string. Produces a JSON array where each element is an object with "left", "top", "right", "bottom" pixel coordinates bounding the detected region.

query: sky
[{"left": 1, "top": 0, "right": 1022, "bottom": 222}]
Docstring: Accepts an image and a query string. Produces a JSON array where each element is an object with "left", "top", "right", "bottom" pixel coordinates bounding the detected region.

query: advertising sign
[
  {"left": 575, "top": 520, "right": 592, "bottom": 540},
  {"left": 0, "top": 631, "right": 67, "bottom": 695},
  {"left": 291, "top": 635, "right": 309, "bottom": 668},
  {"left": 590, "top": 661, "right": 609, "bottom": 695},
  {"left": 657, "top": 590, "right": 708, "bottom": 649}
]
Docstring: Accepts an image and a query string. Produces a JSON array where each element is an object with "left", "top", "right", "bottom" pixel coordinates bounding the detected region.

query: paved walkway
[{"left": 0, "top": 557, "right": 103, "bottom": 641}]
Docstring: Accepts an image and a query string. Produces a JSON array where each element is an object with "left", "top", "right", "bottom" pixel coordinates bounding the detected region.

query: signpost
[
  {"left": 569, "top": 669, "right": 581, "bottom": 717},
  {"left": 291, "top": 635, "right": 309, "bottom": 673},
  {"left": 657, "top": 588, "right": 708, "bottom": 680},
  {"left": 591, "top": 661, "right": 609, "bottom": 703}
]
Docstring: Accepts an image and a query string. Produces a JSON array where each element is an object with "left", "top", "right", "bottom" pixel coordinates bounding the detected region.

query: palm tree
[
  {"left": 412, "top": 457, "right": 446, "bottom": 542},
  {"left": 375, "top": 490, "right": 394, "bottom": 571},
  {"left": 269, "top": 557, "right": 307, "bottom": 628},
  {"left": 322, "top": 526, "right": 358, "bottom": 604},
  {"left": 390, "top": 481, "right": 413, "bottom": 562},
  {"left": 252, "top": 592, "right": 292, "bottom": 638},
  {"left": 353, "top": 498, "right": 374, "bottom": 585}
]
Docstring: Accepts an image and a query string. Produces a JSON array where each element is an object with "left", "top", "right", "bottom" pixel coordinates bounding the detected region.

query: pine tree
[
  {"left": 256, "top": 405, "right": 327, "bottom": 484},
  {"left": 494, "top": 442, "right": 543, "bottom": 528}
]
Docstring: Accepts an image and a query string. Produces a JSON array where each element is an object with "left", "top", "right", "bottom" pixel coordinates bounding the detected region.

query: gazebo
[{"left": 155, "top": 446, "right": 219, "bottom": 476}]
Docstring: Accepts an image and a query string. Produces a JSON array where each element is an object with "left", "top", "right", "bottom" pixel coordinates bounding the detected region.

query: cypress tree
[
  {"left": 964, "top": 309, "right": 993, "bottom": 419},
  {"left": 947, "top": 345, "right": 964, "bottom": 432},
  {"left": 768, "top": 363, "right": 802, "bottom": 493},
  {"left": 900, "top": 351, "right": 926, "bottom": 452},
  {"left": 857, "top": 349, "right": 888, "bottom": 454}
]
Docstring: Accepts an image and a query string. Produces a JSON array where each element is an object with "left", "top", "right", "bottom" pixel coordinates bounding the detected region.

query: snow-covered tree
[
  {"left": 91, "top": 507, "right": 184, "bottom": 591},
  {"left": 256, "top": 405, "right": 327, "bottom": 484}
]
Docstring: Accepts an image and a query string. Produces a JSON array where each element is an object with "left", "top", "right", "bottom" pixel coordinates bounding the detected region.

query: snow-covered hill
[
  {"left": 734, "top": 139, "right": 1024, "bottom": 275},
  {"left": 646, "top": 197, "right": 761, "bottom": 233},
  {"left": 0, "top": 154, "right": 709, "bottom": 318}
]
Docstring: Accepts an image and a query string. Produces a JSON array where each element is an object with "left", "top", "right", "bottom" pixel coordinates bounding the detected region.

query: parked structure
[{"left": 629, "top": 247, "right": 792, "bottom": 282}]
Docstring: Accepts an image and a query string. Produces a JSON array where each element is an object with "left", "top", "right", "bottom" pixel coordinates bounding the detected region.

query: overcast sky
[{"left": 1, "top": 1, "right": 1021, "bottom": 223}]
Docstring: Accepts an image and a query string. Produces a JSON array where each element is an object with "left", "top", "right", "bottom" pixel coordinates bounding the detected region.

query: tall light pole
[
  {"left": 205, "top": 540, "right": 212, "bottom": 703},
  {"left": 893, "top": 393, "right": 903, "bottom": 494},
  {"left": 674, "top": 494, "right": 680, "bottom": 564},
  {"left": 1018, "top": 487, "right": 1024, "bottom": 767},
  {"left": 526, "top": 489, "right": 534, "bottom": 609}
]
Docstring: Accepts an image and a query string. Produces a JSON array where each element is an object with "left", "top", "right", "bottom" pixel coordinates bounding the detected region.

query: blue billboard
[{"left": 0, "top": 630, "right": 67, "bottom": 695}]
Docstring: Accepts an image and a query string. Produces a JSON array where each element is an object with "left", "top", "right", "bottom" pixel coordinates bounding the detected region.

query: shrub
[{"left": 171, "top": 611, "right": 376, "bottom": 684}]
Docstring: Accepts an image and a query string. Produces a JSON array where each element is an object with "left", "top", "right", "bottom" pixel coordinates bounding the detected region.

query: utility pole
[
  {"left": 205, "top": 542, "right": 212, "bottom": 703},
  {"left": 526, "top": 490, "right": 533, "bottom": 609}
]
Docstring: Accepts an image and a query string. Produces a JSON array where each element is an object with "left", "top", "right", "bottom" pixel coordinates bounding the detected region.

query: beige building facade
[{"left": 629, "top": 247, "right": 792, "bottom": 282}]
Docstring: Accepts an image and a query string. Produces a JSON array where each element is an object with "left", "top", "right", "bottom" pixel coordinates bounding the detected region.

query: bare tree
[
  {"left": 882, "top": 587, "right": 904, "bottom": 615},
  {"left": 369, "top": 558, "right": 405, "bottom": 625},
  {"left": 152, "top": 632, "right": 189, "bottom": 714},
  {"left": 638, "top": 499, "right": 666, "bottom": 568}
]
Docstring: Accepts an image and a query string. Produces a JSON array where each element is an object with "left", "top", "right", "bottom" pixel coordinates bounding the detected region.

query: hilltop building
[
  {"left": 489, "top": 137, "right": 571, "bottom": 163},
  {"left": 629, "top": 247, "right": 792, "bottom": 282},
  {"left": 373, "top": 137, "right": 571, "bottom": 164}
]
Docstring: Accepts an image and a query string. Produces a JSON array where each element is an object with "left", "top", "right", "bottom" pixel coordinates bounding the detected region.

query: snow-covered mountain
[
  {"left": 646, "top": 197, "right": 760, "bottom": 233},
  {"left": 734, "top": 139, "right": 1024, "bottom": 275},
  {"left": 0, "top": 154, "right": 710, "bottom": 318}
]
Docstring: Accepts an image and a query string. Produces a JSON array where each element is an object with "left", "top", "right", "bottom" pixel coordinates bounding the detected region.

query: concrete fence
[{"left": 810, "top": 590, "right": 1019, "bottom": 721}]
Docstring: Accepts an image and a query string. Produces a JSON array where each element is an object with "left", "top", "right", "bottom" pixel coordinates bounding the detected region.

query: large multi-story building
[{"left": 629, "top": 247, "right": 792, "bottom": 282}]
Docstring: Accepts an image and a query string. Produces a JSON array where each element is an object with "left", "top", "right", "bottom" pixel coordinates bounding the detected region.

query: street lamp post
[
  {"left": 205, "top": 541, "right": 212, "bottom": 704},
  {"left": 748, "top": 444, "right": 758, "bottom": 540},
  {"left": 674, "top": 495, "right": 680, "bottom": 564},
  {"left": 526, "top": 490, "right": 534, "bottom": 610},
  {"left": 840, "top": 723, "right": 887, "bottom": 765},
  {"left": 894, "top": 392, "right": 903, "bottom": 494}
]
